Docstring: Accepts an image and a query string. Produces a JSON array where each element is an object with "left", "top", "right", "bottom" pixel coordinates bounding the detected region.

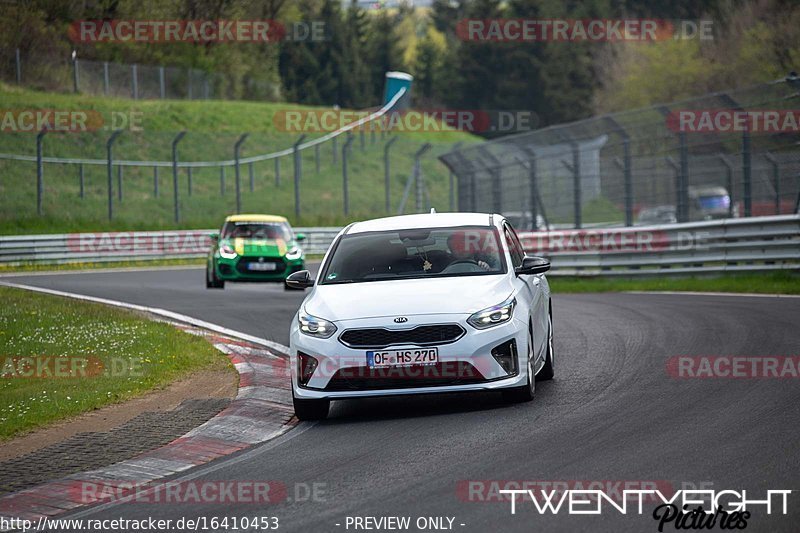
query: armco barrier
[{"left": 0, "top": 216, "right": 797, "bottom": 275}]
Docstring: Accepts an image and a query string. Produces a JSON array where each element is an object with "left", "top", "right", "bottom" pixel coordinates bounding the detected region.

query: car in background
[
  {"left": 285, "top": 212, "right": 554, "bottom": 420},
  {"left": 636, "top": 205, "right": 678, "bottom": 226},
  {"left": 689, "top": 186, "right": 732, "bottom": 220},
  {"left": 206, "top": 214, "right": 305, "bottom": 289}
]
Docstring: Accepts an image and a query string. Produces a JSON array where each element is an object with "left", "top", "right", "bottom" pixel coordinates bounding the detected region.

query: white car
[{"left": 286, "top": 212, "right": 554, "bottom": 420}]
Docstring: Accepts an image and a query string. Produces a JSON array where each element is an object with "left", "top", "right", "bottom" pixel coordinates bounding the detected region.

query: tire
[
  {"left": 502, "top": 322, "right": 536, "bottom": 403},
  {"left": 292, "top": 391, "right": 330, "bottom": 421},
  {"left": 206, "top": 265, "right": 225, "bottom": 289},
  {"left": 535, "top": 308, "right": 554, "bottom": 382}
]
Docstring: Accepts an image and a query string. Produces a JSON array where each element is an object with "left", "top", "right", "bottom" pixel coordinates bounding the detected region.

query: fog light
[
  {"left": 491, "top": 340, "right": 518, "bottom": 376},
  {"left": 298, "top": 352, "right": 319, "bottom": 386}
]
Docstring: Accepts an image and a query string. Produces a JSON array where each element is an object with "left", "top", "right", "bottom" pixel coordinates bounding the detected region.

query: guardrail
[{"left": 0, "top": 216, "right": 797, "bottom": 275}]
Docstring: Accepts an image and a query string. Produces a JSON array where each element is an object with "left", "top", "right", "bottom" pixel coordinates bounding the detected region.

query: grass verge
[
  {"left": 0, "top": 286, "right": 234, "bottom": 440},
  {"left": 0, "top": 84, "right": 479, "bottom": 234},
  {"left": 550, "top": 271, "right": 800, "bottom": 295}
]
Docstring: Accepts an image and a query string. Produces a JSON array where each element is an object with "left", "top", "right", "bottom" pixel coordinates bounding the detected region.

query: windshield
[
  {"left": 698, "top": 195, "right": 730, "bottom": 210},
  {"left": 320, "top": 226, "right": 506, "bottom": 284},
  {"left": 221, "top": 222, "right": 292, "bottom": 240}
]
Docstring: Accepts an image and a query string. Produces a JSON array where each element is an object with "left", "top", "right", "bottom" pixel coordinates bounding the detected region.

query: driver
[{"left": 447, "top": 230, "right": 498, "bottom": 271}]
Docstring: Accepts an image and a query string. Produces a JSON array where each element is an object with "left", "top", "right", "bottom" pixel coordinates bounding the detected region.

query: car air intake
[{"left": 338, "top": 324, "right": 465, "bottom": 348}]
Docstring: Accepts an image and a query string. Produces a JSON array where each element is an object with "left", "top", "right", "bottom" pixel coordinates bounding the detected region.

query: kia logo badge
[{"left": 394, "top": 317, "right": 408, "bottom": 323}]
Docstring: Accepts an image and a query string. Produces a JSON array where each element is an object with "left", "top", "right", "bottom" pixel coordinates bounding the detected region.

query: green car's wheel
[{"left": 206, "top": 265, "right": 225, "bottom": 289}]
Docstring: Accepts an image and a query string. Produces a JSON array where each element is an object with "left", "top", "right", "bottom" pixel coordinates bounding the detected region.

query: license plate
[
  {"left": 247, "top": 262, "right": 277, "bottom": 271},
  {"left": 367, "top": 348, "right": 439, "bottom": 368}
]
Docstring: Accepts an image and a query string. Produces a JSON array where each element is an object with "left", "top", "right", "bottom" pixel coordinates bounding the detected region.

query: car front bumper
[
  {"left": 214, "top": 254, "right": 304, "bottom": 281},
  {"left": 290, "top": 313, "right": 530, "bottom": 400}
]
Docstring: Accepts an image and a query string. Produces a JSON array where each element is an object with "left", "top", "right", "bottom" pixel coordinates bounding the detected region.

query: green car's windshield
[
  {"left": 221, "top": 222, "right": 292, "bottom": 241},
  {"left": 320, "top": 226, "right": 506, "bottom": 285}
]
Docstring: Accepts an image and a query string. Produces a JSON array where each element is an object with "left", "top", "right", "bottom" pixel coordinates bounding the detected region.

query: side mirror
[
  {"left": 209, "top": 232, "right": 219, "bottom": 243},
  {"left": 515, "top": 255, "right": 550, "bottom": 276},
  {"left": 295, "top": 233, "right": 307, "bottom": 242},
  {"left": 285, "top": 270, "right": 314, "bottom": 290}
]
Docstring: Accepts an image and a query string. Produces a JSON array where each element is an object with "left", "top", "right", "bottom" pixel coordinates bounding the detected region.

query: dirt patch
[{"left": 0, "top": 368, "right": 237, "bottom": 462}]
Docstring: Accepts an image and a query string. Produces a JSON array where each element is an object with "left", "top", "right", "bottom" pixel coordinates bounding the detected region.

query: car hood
[
  {"left": 304, "top": 275, "right": 515, "bottom": 321},
  {"left": 221, "top": 237, "right": 289, "bottom": 256}
]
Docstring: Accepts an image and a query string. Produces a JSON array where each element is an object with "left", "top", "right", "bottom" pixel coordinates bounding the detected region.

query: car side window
[{"left": 503, "top": 224, "right": 524, "bottom": 268}]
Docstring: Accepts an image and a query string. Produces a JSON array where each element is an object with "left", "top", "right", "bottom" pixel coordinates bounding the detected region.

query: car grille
[
  {"left": 338, "top": 324, "right": 465, "bottom": 348},
  {"left": 235, "top": 257, "right": 285, "bottom": 275},
  {"left": 323, "top": 362, "right": 486, "bottom": 391}
]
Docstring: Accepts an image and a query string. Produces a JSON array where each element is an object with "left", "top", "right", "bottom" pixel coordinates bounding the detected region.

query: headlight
[
  {"left": 219, "top": 243, "right": 237, "bottom": 259},
  {"left": 285, "top": 246, "right": 303, "bottom": 260},
  {"left": 298, "top": 310, "right": 337, "bottom": 338},
  {"left": 467, "top": 297, "right": 516, "bottom": 329}
]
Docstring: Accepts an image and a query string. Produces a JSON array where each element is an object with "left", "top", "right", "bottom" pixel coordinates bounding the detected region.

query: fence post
[
  {"left": 15, "top": 48, "right": 21, "bottom": 84},
  {"left": 187, "top": 167, "right": 192, "bottom": 196},
  {"left": 622, "top": 137, "right": 633, "bottom": 226},
  {"left": 764, "top": 153, "right": 780, "bottom": 214},
  {"left": 516, "top": 153, "right": 538, "bottom": 230},
  {"left": 154, "top": 166, "right": 159, "bottom": 198},
  {"left": 249, "top": 162, "right": 254, "bottom": 192},
  {"left": 220, "top": 166, "right": 226, "bottom": 195},
  {"left": 71, "top": 52, "right": 79, "bottom": 93},
  {"left": 159, "top": 66, "right": 166, "bottom": 99},
  {"left": 234, "top": 133, "right": 249, "bottom": 214},
  {"left": 117, "top": 165, "right": 123, "bottom": 202},
  {"left": 384, "top": 136, "right": 398, "bottom": 213},
  {"left": 414, "top": 143, "right": 432, "bottom": 212},
  {"left": 677, "top": 132, "right": 689, "bottom": 223},
  {"left": 36, "top": 128, "right": 47, "bottom": 215},
  {"left": 479, "top": 148, "right": 502, "bottom": 214},
  {"left": 718, "top": 154, "right": 734, "bottom": 218},
  {"left": 571, "top": 143, "right": 582, "bottom": 228},
  {"left": 665, "top": 156, "right": 681, "bottom": 222},
  {"left": 742, "top": 129, "right": 752, "bottom": 217},
  {"left": 78, "top": 164, "right": 84, "bottom": 199},
  {"left": 106, "top": 130, "right": 123, "bottom": 220},
  {"left": 103, "top": 62, "right": 109, "bottom": 95},
  {"left": 449, "top": 142, "right": 463, "bottom": 211},
  {"left": 294, "top": 134, "right": 307, "bottom": 218},
  {"left": 172, "top": 131, "right": 187, "bottom": 223},
  {"left": 131, "top": 64, "right": 138, "bottom": 99},
  {"left": 274, "top": 158, "right": 280, "bottom": 186},
  {"left": 342, "top": 133, "right": 355, "bottom": 215}
]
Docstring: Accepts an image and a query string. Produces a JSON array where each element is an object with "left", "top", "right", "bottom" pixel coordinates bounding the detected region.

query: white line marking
[
  {"left": 0, "top": 265, "right": 203, "bottom": 277},
  {"left": 0, "top": 281, "right": 290, "bottom": 356},
  {"left": 624, "top": 290, "right": 800, "bottom": 299}
]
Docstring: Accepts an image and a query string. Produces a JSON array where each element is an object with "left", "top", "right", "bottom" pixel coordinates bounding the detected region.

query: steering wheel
[{"left": 442, "top": 259, "right": 483, "bottom": 274}]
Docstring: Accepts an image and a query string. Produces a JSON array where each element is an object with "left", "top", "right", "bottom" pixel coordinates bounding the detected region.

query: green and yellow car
[{"left": 206, "top": 214, "right": 306, "bottom": 289}]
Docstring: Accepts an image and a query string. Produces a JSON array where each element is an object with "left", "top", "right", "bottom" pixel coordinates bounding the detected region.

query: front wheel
[
  {"left": 206, "top": 265, "right": 224, "bottom": 289},
  {"left": 535, "top": 308, "right": 554, "bottom": 381},
  {"left": 292, "top": 391, "right": 330, "bottom": 421}
]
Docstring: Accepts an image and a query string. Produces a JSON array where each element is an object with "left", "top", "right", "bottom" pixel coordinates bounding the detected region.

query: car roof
[
  {"left": 347, "top": 212, "right": 497, "bottom": 234},
  {"left": 225, "top": 214, "right": 288, "bottom": 223}
]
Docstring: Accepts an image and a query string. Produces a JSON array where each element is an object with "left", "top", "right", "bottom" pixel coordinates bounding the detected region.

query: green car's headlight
[
  {"left": 219, "top": 243, "right": 237, "bottom": 259},
  {"left": 285, "top": 246, "right": 302, "bottom": 260},
  {"left": 467, "top": 297, "right": 516, "bottom": 329}
]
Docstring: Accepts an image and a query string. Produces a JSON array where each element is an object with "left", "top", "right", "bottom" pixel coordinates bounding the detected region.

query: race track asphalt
[{"left": 3, "top": 267, "right": 799, "bottom": 532}]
